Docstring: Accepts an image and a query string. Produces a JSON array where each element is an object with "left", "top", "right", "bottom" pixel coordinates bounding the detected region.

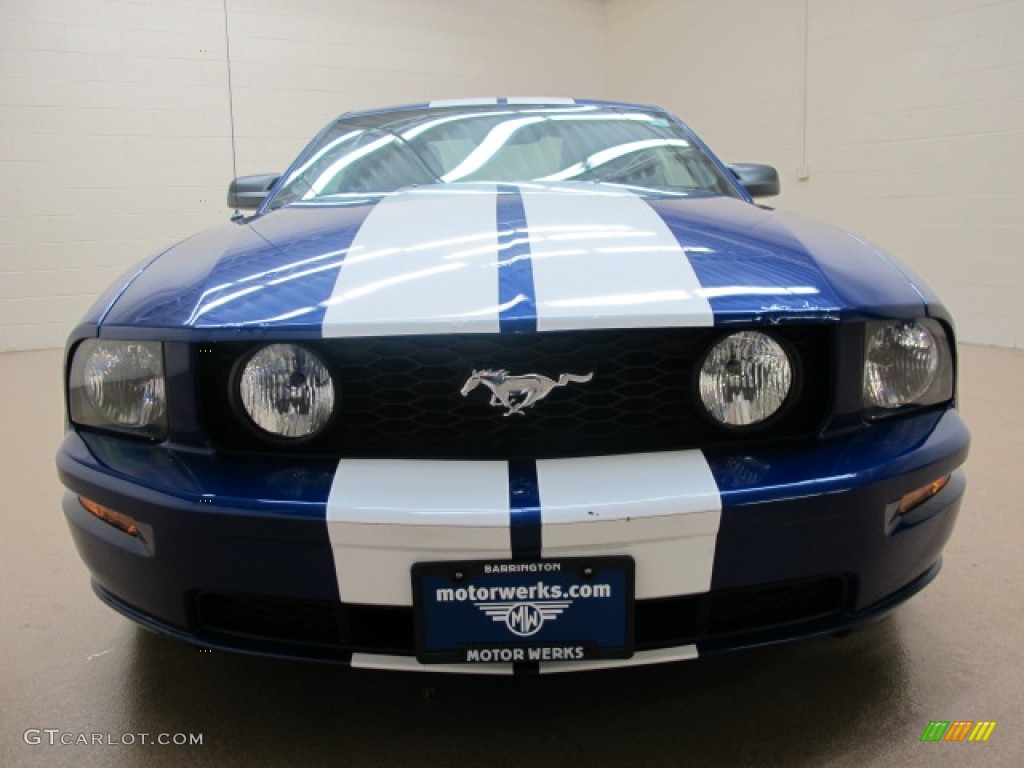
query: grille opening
[
  {"left": 196, "top": 326, "right": 833, "bottom": 460},
  {"left": 194, "top": 575, "right": 850, "bottom": 656},
  {"left": 634, "top": 575, "right": 849, "bottom": 646},
  {"left": 196, "top": 594, "right": 414, "bottom": 655}
]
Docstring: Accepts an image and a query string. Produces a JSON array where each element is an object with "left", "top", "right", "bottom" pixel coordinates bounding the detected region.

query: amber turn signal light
[
  {"left": 79, "top": 496, "right": 139, "bottom": 537},
  {"left": 897, "top": 475, "right": 950, "bottom": 516}
]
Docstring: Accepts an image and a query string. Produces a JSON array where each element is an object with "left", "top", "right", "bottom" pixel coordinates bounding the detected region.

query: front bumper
[{"left": 58, "top": 407, "right": 969, "bottom": 673}]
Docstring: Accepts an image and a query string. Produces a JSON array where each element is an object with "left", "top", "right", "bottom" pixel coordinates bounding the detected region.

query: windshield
[{"left": 268, "top": 104, "right": 740, "bottom": 209}]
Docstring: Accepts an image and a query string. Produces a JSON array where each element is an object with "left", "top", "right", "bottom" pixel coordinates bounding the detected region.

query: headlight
[
  {"left": 698, "top": 331, "right": 793, "bottom": 427},
  {"left": 863, "top": 318, "right": 953, "bottom": 413},
  {"left": 238, "top": 344, "right": 336, "bottom": 438},
  {"left": 69, "top": 340, "right": 167, "bottom": 438}
]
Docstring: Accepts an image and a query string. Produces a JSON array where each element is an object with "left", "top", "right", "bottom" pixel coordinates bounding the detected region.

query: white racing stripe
[
  {"left": 321, "top": 186, "right": 501, "bottom": 337},
  {"left": 326, "top": 460, "right": 511, "bottom": 605},
  {"left": 350, "top": 653, "right": 514, "bottom": 675},
  {"left": 537, "top": 451, "right": 722, "bottom": 599},
  {"left": 506, "top": 97, "right": 576, "bottom": 105},
  {"left": 427, "top": 98, "right": 575, "bottom": 107},
  {"left": 320, "top": 180, "right": 715, "bottom": 336},
  {"left": 429, "top": 98, "right": 499, "bottom": 107},
  {"left": 327, "top": 452, "right": 720, "bottom": 672},
  {"left": 325, "top": 452, "right": 721, "bottom": 606},
  {"left": 520, "top": 183, "right": 714, "bottom": 330},
  {"left": 540, "top": 645, "right": 698, "bottom": 674},
  {"left": 348, "top": 645, "right": 696, "bottom": 675}
]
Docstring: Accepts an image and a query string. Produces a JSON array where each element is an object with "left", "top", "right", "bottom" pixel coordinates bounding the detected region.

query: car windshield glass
[{"left": 268, "top": 104, "right": 739, "bottom": 209}]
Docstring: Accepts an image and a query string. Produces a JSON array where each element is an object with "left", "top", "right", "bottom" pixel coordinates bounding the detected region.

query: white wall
[
  {"left": 0, "top": 0, "right": 605, "bottom": 350},
  {"left": 607, "top": 0, "right": 1024, "bottom": 348}
]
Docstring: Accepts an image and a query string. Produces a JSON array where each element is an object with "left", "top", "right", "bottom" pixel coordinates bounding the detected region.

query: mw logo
[
  {"left": 475, "top": 600, "right": 572, "bottom": 637},
  {"left": 507, "top": 604, "right": 543, "bottom": 635},
  {"left": 920, "top": 721, "right": 996, "bottom": 742}
]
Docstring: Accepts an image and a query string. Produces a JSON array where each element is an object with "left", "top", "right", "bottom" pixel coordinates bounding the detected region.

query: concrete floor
[{"left": 0, "top": 344, "right": 1021, "bottom": 767}]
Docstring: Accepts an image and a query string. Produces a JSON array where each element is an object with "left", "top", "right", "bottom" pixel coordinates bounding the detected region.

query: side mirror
[
  {"left": 728, "top": 164, "right": 780, "bottom": 198},
  {"left": 227, "top": 174, "right": 281, "bottom": 211}
]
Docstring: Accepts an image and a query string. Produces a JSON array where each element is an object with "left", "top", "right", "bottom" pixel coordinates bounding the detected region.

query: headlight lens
[
  {"left": 238, "top": 344, "right": 336, "bottom": 438},
  {"left": 863, "top": 318, "right": 953, "bottom": 412},
  {"left": 69, "top": 340, "right": 166, "bottom": 437},
  {"left": 698, "top": 331, "right": 793, "bottom": 427}
]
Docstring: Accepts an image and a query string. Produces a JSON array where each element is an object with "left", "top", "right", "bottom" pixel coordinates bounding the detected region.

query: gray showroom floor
[{"left": 1, "top": 344, "right": 1021, "bottom": 767}]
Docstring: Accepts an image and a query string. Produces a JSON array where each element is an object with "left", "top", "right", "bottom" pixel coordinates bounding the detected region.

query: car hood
[{"left": 100, "top": 182, "right": 929, "bottom": 339}]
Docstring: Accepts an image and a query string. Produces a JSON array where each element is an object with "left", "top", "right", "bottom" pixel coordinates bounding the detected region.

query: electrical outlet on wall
[{"left": 795, "top": 165, "right": 811, "bottom": 180}]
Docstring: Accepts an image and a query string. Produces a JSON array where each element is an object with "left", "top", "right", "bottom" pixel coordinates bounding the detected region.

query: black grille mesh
[
  {"left": 194, "top": 575, "right": 849, "bottom": 655},
  {"left": 196, "top": 326, "right": 832, "bottom": 460}
]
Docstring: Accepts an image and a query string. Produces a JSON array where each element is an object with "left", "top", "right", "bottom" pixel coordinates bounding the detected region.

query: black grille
[
  {"left": 195, "top": 594, "right": 413, "bottom": 654},
  {"left": 196, "top": 326, "right": 832, "bottom": 460},
  {"left": 633, "top": 576, "right": 849, "bottom": 647},
  {"left": 194, "top": 576, "right": 850, "bottom": 655}
]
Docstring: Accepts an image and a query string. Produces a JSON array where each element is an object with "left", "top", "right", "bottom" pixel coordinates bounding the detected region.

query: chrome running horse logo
[{"left": 460, "top": 369, "right": 594, "bottom": 416}]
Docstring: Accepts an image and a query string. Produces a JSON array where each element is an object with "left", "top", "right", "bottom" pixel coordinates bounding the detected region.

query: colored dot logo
[{"left": 921, "top": 721, "right": 997, "bottom": 742}]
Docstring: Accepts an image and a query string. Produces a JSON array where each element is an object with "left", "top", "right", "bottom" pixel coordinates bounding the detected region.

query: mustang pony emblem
[{"left": 460, "top": 369, "right": 594, "bottom": 416}]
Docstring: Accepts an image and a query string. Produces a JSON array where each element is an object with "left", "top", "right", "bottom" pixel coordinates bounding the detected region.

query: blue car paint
[
  {"left": 96, "top": 193, "right": 925, "bottom": 340},
  {"left": 97, "top": 204, "right": 377, "bottom": 339},
  {"left": 58, "top": 98, "right": 970, "bottom": 669},
  {"left": 58, "top": 405, "right": 968, "bottom": 656},
  {"left": 495, "top": 185, "right": 539, "bottom": 334},
  {"left": 646, "top": 199, "right": 929, "bottom": 322}
]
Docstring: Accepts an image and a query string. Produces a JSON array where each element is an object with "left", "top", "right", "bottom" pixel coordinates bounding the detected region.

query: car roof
[{"left": 339, "top": 97, "right": 663, "bottom": 120}]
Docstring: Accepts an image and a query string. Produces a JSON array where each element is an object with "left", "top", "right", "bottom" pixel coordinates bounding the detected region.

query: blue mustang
[{"left": 58, "top": 98, "right": 969, "bottom": 673}]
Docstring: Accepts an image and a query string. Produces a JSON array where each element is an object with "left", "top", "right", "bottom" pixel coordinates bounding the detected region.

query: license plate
[{"left": 412, "top": 556, "right": 634, "bottom": 664}]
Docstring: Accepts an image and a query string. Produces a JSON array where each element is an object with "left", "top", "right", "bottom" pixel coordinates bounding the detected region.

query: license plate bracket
[{"left": 412, "top": 556, "right": 634, "bottom": 664}]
